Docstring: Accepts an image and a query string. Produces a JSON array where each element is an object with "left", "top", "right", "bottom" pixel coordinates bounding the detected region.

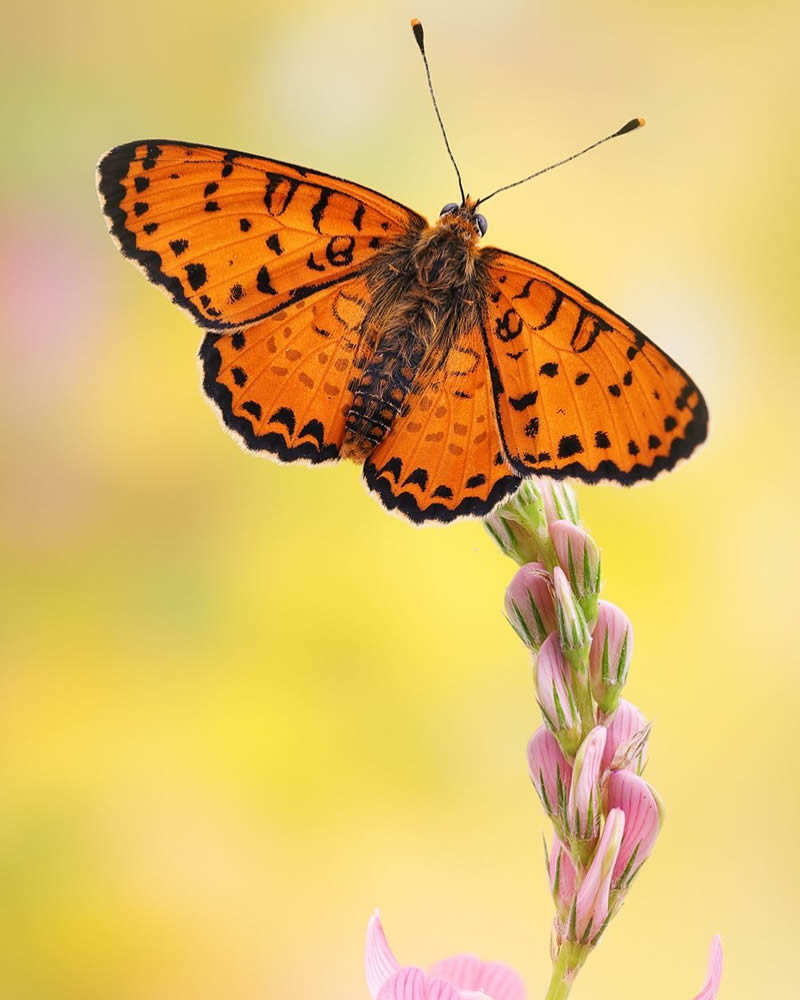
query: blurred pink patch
[
  {"left": 692, "top": 936, "right": 723, "bottom": 1000},
  {"left": 365, "top": 913, "right": 526, "bottom": 1000}
]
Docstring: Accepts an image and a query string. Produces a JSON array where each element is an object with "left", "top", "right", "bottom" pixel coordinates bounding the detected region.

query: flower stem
[{"left": 544, "top": 942, "right": 590, "bottom": 1000}]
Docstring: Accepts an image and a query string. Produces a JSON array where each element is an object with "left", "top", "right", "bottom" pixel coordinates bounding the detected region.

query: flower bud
[
  {"left": 505, "top": 563, "right": 557, "bottom": 651},
  {"left": 549, "top": 836, "right": 577, "bottom": 925},
  {"left": 567, "top": 726, "right": 607, "bottom": 844},
  {"left": 550, "top": 521, "right": 601, "bottom": 610},
  {"left": 600, "top": 700, "right": 649, "bottom": 775},
  {"left": 607, "top": 770, "right": 663, "bottom": 891},
  {"left": 535, "top": 633, "right": 582, "bottom": 756},
  {"left": 589, "top": 601, "right": 633, "bottom": 714},
  {"left": 484, "top": 507, "right": 539, "bottom": 565},
  {"left": 573, "top": 808, "right": 625, "bottom": 944},
  {"left": 527, "top": 726, "right": 573, "bottom": 830},
  {"left": 553, "top": 566, "right": 591, "bottom": 657},
  {"left": 537, "top": 478, "right": 580, "bottom": 527}
]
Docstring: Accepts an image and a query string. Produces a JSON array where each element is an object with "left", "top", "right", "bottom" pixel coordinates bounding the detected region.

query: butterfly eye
[
  {"left": 439, "top": 202, "right": 459, "bottom": 216},
  {"left": 475, "top": 213, "right": 488, "bottom": 237}
]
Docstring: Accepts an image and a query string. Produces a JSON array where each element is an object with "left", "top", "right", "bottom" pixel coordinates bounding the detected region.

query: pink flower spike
[
  {"left": 574, "top": 808, "right": 625, "bottom": 943},
  {"left": 366, "top": 913, "right": 400, "bottom": 999},
  {"left": 535, "top": 633, "right": 582, "bottom": 755},
  {"left": 567, "top": 726, "right": 607, "bottom": 842},
  {"left": 550, "top": 521, "right": 601, "bottom": 602},
  {"left": 607, "top": 770, "right": 663, "bottom": 889},
  {"left": 527, "top": 726, "right": 573, "bottom": 827},
  {"left": 429, "top": 955, "right": 526, "bottom": 1000},
  {"left": 692, "top": 936, "right": 723, "bottom": 1000},
  {"left": 589, "top": 601, "right": 633, "bottom": 714},
  {"left": 600, "top": 699, "right": 650, "bottom": 775},
  {"left": 505, "top": 562, "right": 557, "bottom": 651}
]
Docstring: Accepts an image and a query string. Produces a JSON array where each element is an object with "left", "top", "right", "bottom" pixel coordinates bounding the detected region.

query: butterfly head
[{"left": 437, "top": 196, "right": 488, "bottom": 240}]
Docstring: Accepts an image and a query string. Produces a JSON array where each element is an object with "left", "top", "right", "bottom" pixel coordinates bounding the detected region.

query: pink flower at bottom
[
  {"left": 366, "top": 913, "right": 525, "bottom": 1000},
  {"left": 692, "top": 936, "right": 723, "bottom": 1000}
]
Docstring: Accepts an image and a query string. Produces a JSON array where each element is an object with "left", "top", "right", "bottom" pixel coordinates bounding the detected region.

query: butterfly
[{"left": 96, "top": 19, "right": 707, "bottom": 525}]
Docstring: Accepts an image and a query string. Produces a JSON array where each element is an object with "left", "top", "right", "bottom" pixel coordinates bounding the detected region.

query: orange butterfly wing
[
  {"left": 96, "top": 140, "right": 424, "bottom": 329},
  {"left": 200, "top": 273, "right": 374, "bottom": 463},
  {"left": 481, "top": 250, "right": 708, "bottom": 482},
  {"left": 364, "top": 328, "right": 521, "bottom": 523}
]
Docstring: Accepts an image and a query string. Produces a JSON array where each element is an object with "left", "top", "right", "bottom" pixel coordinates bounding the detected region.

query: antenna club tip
[
  {"left": 614, "top": 117, "right": 646, "bottom": 137},
  {"left": 410, "top": 18, "right": 425, "bottom": 50}
]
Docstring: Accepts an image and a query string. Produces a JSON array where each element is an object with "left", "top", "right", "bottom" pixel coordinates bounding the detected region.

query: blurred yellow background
[{"left": 2, "top": 0, "right": 798, "bottom": 997}]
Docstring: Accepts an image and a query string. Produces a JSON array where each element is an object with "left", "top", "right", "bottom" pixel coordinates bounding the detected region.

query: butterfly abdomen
[{"left": 341, "top": 222, "right": 490, "bottom": 462}]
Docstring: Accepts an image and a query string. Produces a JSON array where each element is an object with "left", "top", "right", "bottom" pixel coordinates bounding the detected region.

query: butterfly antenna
[
  {"left": 411, "top": 19, "right": 466, "bottom": 204},
  {"left": 476, "top": 118, "right": 646, "bottom": 207}
]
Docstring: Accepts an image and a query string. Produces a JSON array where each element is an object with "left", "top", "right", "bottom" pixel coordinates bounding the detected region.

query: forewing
[
  {"left": 364, "top": 327, "right": 521, "bottom": 522},
  {"left": 200, "top": 273, "right": 374, "bottom": 463},
  {"left": 97, "top": 140, "right": 425, "bottom": 329},
  {"left": 482, "top": 250, "right": 708, "bottom": 482}
]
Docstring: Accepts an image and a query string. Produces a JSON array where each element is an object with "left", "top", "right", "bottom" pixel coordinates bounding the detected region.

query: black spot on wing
[
  {"left": 269, "top": 407, "right": 296, "bottom": 435},
  {"left": 299, "top": 419, "right": 325, "bottom": 448},
  {"left": 257, "top": 265, "right": 277, "bottom": 295},
  {"left": 402, "top": 467, "right": 429, "bottom": 491},
  {"left": 558, "top": 434, "right": 583, "bottom": 459},
  {"left": 594, "top": 431, "right": 611, "bottom": 449},
  {"left": 466, "top": 474, "right": 487, "bottom": 488},
  {"left": 378, "top": 456, "right": 403, "bottom": 482},
  {"left": 509, "top": 391, "right": 538, "bottom": 411},
  {"left": 185, "top": 263, "right": 207, "bottom": 290}
]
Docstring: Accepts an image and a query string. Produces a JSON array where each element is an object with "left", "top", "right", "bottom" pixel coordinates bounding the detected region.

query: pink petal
[
  {"left": 536, "top": 479, "right": 579, "bottom": 527},
  {"left": 366, "top": 913, "right": 401, "bottom": 999},
  {"left": 550, "top": 521, "right": 600, "bottom": 599},
  {"left": 425, "top": 978, "right": 463, "bottom": 1000},
  {"left": 575, "top": 809, "right": 624, "bottom": 941},
  {"left": 429, "top": 954, "right": 526, "bottom": 1000},
  {"left": 607, "top": 771, "right": 662, "bottom": 887},
  {"left": 535, "top": 633, "right": 580, "bottom": 743},
  {"left": 691, "top": 936, "right": 723, "bottom": 1000},
  {"left": 377, "top": 967, "right": 429, "bottom": 1000},
  {"left": 527, "top": 726, "right": 572, "bottom": 822},
  {"left": 567, "top": 726, "right": 606, "bottom": 840},
  {"left": 601, "top": 700, "right": 649, "bottom": 774}
]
